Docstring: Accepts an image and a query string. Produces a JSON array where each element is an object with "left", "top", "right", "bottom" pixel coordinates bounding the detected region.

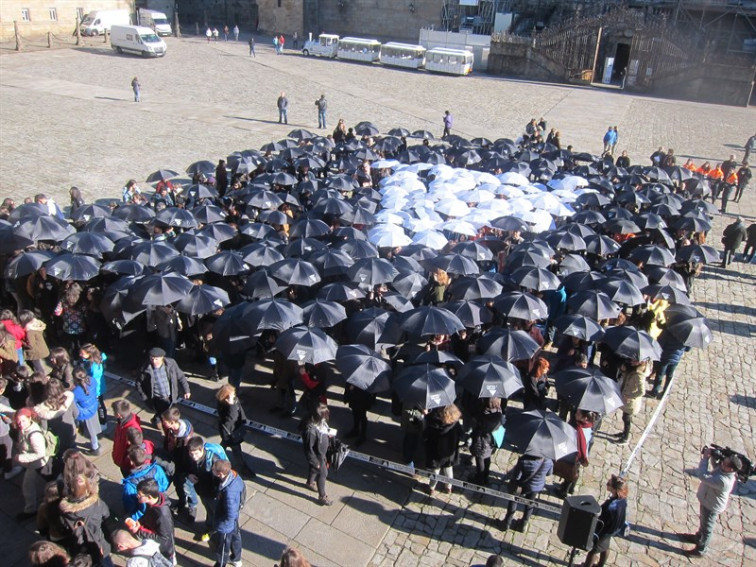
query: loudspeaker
[{"left": 557, "top": 495, "right": 601, "bottom": 550}]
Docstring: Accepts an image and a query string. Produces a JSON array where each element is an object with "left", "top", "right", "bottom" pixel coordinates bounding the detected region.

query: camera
[{"left": 701, "top": 444, "right": 754, "bottom": 483}]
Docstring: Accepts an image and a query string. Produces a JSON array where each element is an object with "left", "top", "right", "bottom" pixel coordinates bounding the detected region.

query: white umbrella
[
  {"left": 442, "top": 220, "right": 478, "bottom": 236},
  {"left": 435, "top": 199, "right": 470, "bottom": 218},
  {"left": 411, "top": 230, "right": 449, "bottom": 249},
  {"left": 368, "top": 225, "right": 412, "bottom": 247},
  {"left": 478, "top": 199, "right": 513, "bottom": 215},
  {"left": 509, "top": 198, "right": 535, "bottom": 214},
  {"left": 473, "top": 172, "right": 501, "bottom": 185},
  {"left": 459, "top": 188, "right": 496, "bottom": 204},
  {"left": 494, "top": 185, "right": 525, "bottom": 198},
  {"left": 548, "top": 175, "right": 588, "bottom": 191},
  {"left": 371, "top": 159, "right": 401, "bottom": 169},
  {"left": 497, "top": 172, "right": 530, "bottom": 186},
  {"left": 374, "top": 210, "right": 406, "bottom": 224}
]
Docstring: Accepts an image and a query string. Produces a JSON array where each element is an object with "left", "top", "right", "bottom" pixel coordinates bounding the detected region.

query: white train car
[
  {"left": 337, "top": 37, "right": 382, "bottom": 63},
  {"left": 425, "top": 47, "right": 474, "bottom": 75},
  {"left": 379, "top": 42, "right": 427, "bottom": 69}
]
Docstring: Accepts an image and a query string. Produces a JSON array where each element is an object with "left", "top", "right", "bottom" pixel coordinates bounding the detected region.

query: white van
[
  {"left": 111, "top": 25, "right": 167, "bottom": 57},
  {"left": 80, "top": 9, "right": 130, "bottom": 36},
  {"left": 302, "top": 33, "right": 339, "bottom": 58},
  {"left": 138, "top": 9, "right": 172, "bottom": 37}
]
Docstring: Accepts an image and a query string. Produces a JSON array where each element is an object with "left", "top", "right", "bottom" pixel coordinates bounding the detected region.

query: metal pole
[
  {"left": 14, "top": 20, "right": 22, "bottom": 52},
  {"left": 591, "top": 26, "right": 603, "bottom": 84},
  {"left": 75, "top": 14, "right": 81, "bottom": 45}
]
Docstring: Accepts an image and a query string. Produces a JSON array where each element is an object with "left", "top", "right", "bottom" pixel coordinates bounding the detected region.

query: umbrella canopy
[
  {"left": 4, "top": 250, "right": 55, "bottom": 279},
  {"left": 447, "top": 275, "right": 503, "bottom": 301},
  {"left": 597, "top": 278, "right": 645, "bottom": 307},
  {"left": 411, "top": 350, "right": 464, "bottom": 368},
  {"left": 628, "top": 245, "right": 676, "bottom": 267},
  {"left": 391, "top": 272, "right": 429, "bottom": 299},
  {"left": 128, "top": 272, "right": 195, "bottom": 306},
  {"left": 127, "top": 241, "right": 180, "bottom": 265},
  {"left": 457, "top": 355, "right": 523, "bottom": 399},
  {"left": 158, "top": 255, "right": 208, "bottom": 276},
  {"left": 425, "top": 254, "right": 480, "bottom": 276},
  {"left": 101, "top": 259, "right": 148, "bottom": 277},
  {"left": 642, "top": 283, "right": 691, "bottom": 305},
  {"left": 61, "top": 232, "right": 115, "bottom": 257},
  {"left": 155, "top": 207, "right": 198, "bottom": 229},
  {"left": 243, "top": 298, "right": 304, "bottom": 331},
  {"left": 493, "top": 291, "right": 549, "bottom": 321},
  {"left": 45, "top": 253, "right": 101, "bottom": 281},
  {"left": 567, "top": 290, "right": 622, "bottom": 320},
  {"left": 477, "top": 328, "right": 541, "bottom": 361},
  {"left": 205, "top": 251, "right": 249, "bottom": 276},
  {"left": 663, "top": 304, "right": 713, "bottom": 348},
  {"left": 275, "top": 326, "right": 338, "bottom": 364},
  {"left": 113, "top": 204, "right": 156, "bottom": 223},
  {"left": 243, "top": 270, "right": 288, "bottom": 300},
  {"left": 317, "top": 282, "right": 366, "bottom": 302},
  {"left": 335, "top": 344, "right": 392, "bottom": 393},
  {"left": 603, "top": 325, "right": 662, "bottom": 361},
  {"left": 442, "top": 300, "right": 494, "bottom": 328},
  {"left": 504, "top": 408, "right": 577, "bottom": 460},
  {"left": 348, "top": 257, "right": 399, "bottom": 286},
  {"left": 508, "top": 266, "right": 561, "bottom": 291},
  {"left": 212, "top": 303, "right": 257, "bottom": 354},
  {"left": 69, "top": 203, "right": 112, "bottom": 224},
  {"left": 14, "top": 215, "right": 75, "bottom": 242},
  {"left": 269, "top": 258, "right": 322, "bottom": 287},
  {"left": 393, "top": 364, "right": 456, "bottom": 410},
  {"left": 174, "top": 284, "right": 230, "bottom": 316},
  {"left": 400, "top": 306, "right": 465, "bottom": 337},
  {"left": 554, "top": 314, "right": 605, "bottom": 342},
  {"left": 554, "top": 367, "right": 624, "bottom": 414},
  {"left": 301, "top": 299, "right": 347, "bottom": 328},
  {"left": 676, "top": 244, "right": 720, "bottom": 265},
  {"left": 345, "top": 308, "right": 403, "bottom": 349}
]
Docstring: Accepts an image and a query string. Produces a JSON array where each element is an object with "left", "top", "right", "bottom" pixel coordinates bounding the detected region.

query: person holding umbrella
[
  {"left": 469, "top": 397, "right": 503, "bottom": 486},
  {"left": 424, "top": 403, "right": 463, "bottom": 495},
  {"left": 499, "top": 453, "right": 553, "bottom": 532},
  {"left": 556, "top": 409, "right": 598, "bottom": 497},
  {"left": 649, "top": 334, "right": 690, "bottom": 399},
  {"left": 136, "top": 347, "right": 191, "bottom": 426},
  {"left": 300, "top": 402, "right": 334, "bottom": 506},
  {"left": 582, "top": 475, "right": 629, "bottom": 567},
  {"left": 614, "top": 360, "right": 652, "bottom": 445},
  {"left": 344, "top": 383, "right": 375, "bottom": 448}
]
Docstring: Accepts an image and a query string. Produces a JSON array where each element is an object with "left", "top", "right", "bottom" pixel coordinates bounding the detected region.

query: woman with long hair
[
  {"left": 71, "top": 367, "right": 101, "bottom": 456},
  {"left": 59, "top": 473, "right": 112, "bottom": 567},
  {"left": 583, "top": 475, "right": 629, "bottom": 567},
  {"left": 78, "top": 344, "right": 108, "bottom": 428},
  {"left": 469, "top": 397, "right": 503, "bottom": 485},
  {"left": 34, "top": 378, "right": 77, "bottom": 456},
  {"left": 48, "top": 347, "right": 74, "bottom": 389},
  {"left": 300, "top": 402, "right": 334, "bottom": 506},
  {"left": 424, "top": 403, "right": 463, "bottom": 495},
  {"left": 13, "top": 407, "right": 51, "bottom": 519}
]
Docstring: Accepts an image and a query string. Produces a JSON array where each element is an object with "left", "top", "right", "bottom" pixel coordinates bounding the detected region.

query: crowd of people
[{"left": 0, "top": 119, "right": 751, "bottom": 566}]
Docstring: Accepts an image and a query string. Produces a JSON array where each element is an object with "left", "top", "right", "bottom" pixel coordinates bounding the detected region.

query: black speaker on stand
[{"left": 557, "top": 495, "right": 601, "bottom": 566}]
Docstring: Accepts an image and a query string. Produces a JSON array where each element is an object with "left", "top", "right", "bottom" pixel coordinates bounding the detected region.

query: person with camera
[{"left": 682, "top": 447, "right": 741, "bottom": 557}]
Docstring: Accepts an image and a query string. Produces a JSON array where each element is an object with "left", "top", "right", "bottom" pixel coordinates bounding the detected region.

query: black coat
[
  {"left": 59, "top": 492, "right": 111, "bottom": 562},
  {"left": 423, "top": 412, "right": 463, "bottom": 469},
  {"left": 470, "top": 409, "right": 502, "bottom": 460},
  {"left": 723, "top": 220, "right": 747, "bottom": 249},
  {"left": 139, "top": 493, "right": 175, "bottom": 559},
  {"left": 218, "top": 400, "right": 247, "bottom": 446},
  {"left": 302, "top": 421, "right": 329, "bottom": 468},
  {"left": 136, "top": 357, "right": 190, "bottom": 403}
]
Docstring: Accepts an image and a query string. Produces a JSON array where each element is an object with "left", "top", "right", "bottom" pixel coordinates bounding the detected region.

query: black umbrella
[
  {"left": 283, "top": 238, "right": 328, "bottom": 258},
  {"left": 244, "top": 190, "right": 284, "bottom": 210},
  {"left": 290, "top": 218, "right": 331, "bottom": 239},
  {"left": 447, "top": 275, "right": 502, "bottom": 301},
  {"left": 504, "top": 408, "right": 577, "bottom": 460},
  {"left": 672, "top": 215, "right": 712, "bottom": 233},
  {"left": 269, "top": 258, "right": 322, "bottom": 287},
  {"left": 8, "top": 203, "right": 49, "bottom": 221},
  {"left": 400, "top": 306, "right": 465, "bottom": 337},
  {"left": 13, "top": 215, "right": 75, "bottom": 242},
  {"left": 4, "top": 250, "right": 56, "bottom": 279},
  {"left": 567, "top": 290, "right": 621, "bottom": 320},
  {"left": 411, "top": 350, "right": 464, "bottom": 368},
  {"left": 505, "top": 249, "right": 552, "bottom": 270},
  {"left": 81, "top": 216, "right": 134, "bottom": 241},
  {"left": 676, "top": 244, "right": 720, "bottom": 265},
  {"left": 584, "top": 234, "right": 621, "bottom": 256},
  {"left": 603, "top": 219, "right": 641, "bottom": 235},
  {"left": 212, "top": 303, "right": 258, "bottom": 354},
  {"left": 101, "top": 259, "right": 148, "bottom": 277},
  {"left": 146, "top": 169, "right": 180, "bottom": 183},
  {"left": 158, "top": 255, "right": 208, "bottom": 276},
  {"left": 451, "top": 241, "right": 494, "bottom": 262},
  {"left": 336, "top": 344, "right": 392, "bottom": 393},
  {"left": 128, "top": 272, "right": 194, "bottom": 307},
  {"left": 100, "top": 276, "right": 145, "bottom": 328},
  {"left": 628, "top": 245, "right": 676, "bottom": 267},
  {"left": 61, "top": 232, "right": 115, "bottom": 258},
  {"left": 317, "top": 282, "right": 366, "bottom": 302},
  {"left": 603, "top": 325, "right": 662, "bottom": 361},
  {"left": 394, "top": 364, "right": 456, "bottom": 410},
  {"left": 558, "top": 254, "right": 592, "bottom": 276},
  {"left": 508, "top": 266, "right": 561, "bottom": 292},
  {"left": 175, "top": 284, "right": 230, "bottom": 316},
  {"left": 113, "top": 204, "right": 156, "bottom": 223},
  {"left": 243, "top": 270, "right": 287, "bottom": 300},
  {"left": 239, "top": 222, "right": 279, "bottom": 240},
  {"left": 663, "top": 305, "right": 713, "bottom": 348},
  {"left": 243, "top": 299, "right": 304, "bottom": 331},
  {"left": 275, "top": 325, "right": 338, "bottom": 364},
  {"left": 127, "top": 241, "right": 180, "bottom": 265},
  {"left": 69, "top": 203, "right": 112, "bottom": 224},
  {"left": 338, "top": 239, "right": 380, "bottom": 259},
  {"left": 186, "top": 160, "right": 215, "bottom": 175},
  {"left": 173, "top": 233, "right": 218, "bottom": 259},
  {"left": 45, "top": 253, "right": 101, "bottom": 281},
  {"left": 477, "top": 328, "right": 541, "bottom": 361},
  {"left": 546, "top": 231, "right": 587, "bottom": 252},
  {"left": 198, "top": 223, "right": 237, "bottom": 244},
  {"left": 597, "top": 278, "right": 645, "bottom": 307},
  {"left": 490, "top": 215, "right": 530, "bottom": 233},
  {"left": 425, "top": 254, "right": 480, "bottom": 276},
  {"left": 644, "top": 266, "right": 687, "bottom": 291},
  {"left": 205, "top": 251, "right": 249, "bottom": 276},
  {"left": 442, "top": 300, "right": 494, "bottom": 328},
  {"left": 301, "top": 299, "right": 347, "bottom": 328},
  {"left": 156, "top": 207, "right": 198, "bottom": 229},
  {"left": 348, "top": 257, "right": 399, "bottom": 286},
  {"left": 642, "top": 284, "right": 691, "bottom": 305},
  {"left": 562, "top": 271, "right": 606, "bottom": 293},
  {"left": 554, "top": 314, "right": 605, "bottom": 342},
  {"left": 391, "top": 272, "right": 429, "bottom": 299},
  {"left": 554, "top": 367, "right": 624, "bottom": 415},
  {"left": 345, "top": 308, "right": 402, "bottom": 349},
  {"left": 493, "top": 291, "right": 549, "bottom": 321},
  {"left": 457, "top": 355, "right": 523, "bottom": 399},
  {"left": 305, "top": 249, "right": 354, "bottom": 278}
]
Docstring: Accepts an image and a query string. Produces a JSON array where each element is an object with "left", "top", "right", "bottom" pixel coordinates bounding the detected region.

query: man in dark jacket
[
  {"left": 735, "top": 162, "right": 752, "bottom": 202},
  {"left": 721, "top": 217, "right": 747, "bottom": 267},
  {"left": 499, "top": 454, "right": 553, "bottom": 532},
  {"left": 137, "top": 347, "right": 191, "bottom": 424},
  {"left": 212, "top": 459, "right": 245, "bottom": 567},
  {"left": 135, "top": 478, "right": 175, "bottom": 562}
]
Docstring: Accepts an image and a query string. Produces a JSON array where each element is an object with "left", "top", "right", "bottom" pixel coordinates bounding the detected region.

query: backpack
[
  {"left": 204, "top": 442, "right": 228, "bottom": 464},
  {"left": 147, "top": 551, "right": 173, "bottom": 567},
  {"left": 614, "top": 520, "right": 631, "bottom": 538},
  {"left": 33, "top": 428, "right": 59, "bottom": 458}
]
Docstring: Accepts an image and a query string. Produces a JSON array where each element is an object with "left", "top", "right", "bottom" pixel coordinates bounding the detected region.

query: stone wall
[
  {"left": 488, "top": 39, "right": 590, "bottom": 84},
  {"left": 650, "top": 63, "right": 756, "bottom": 107},
  {"left": 1, "top": 0, "right": 132, "bottom": 42}
]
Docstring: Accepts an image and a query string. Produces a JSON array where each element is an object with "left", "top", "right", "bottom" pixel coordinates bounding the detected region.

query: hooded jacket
[
  {"left": 214, "top": 471, "right": 244, "bottom": 534},
  {"left": 138, "top": 493, "right": 175, "bottom": 559},
  {"left": 123, "top": 462, "right": 170, "bottom": 520},
  {"left": 23, "top": 318, "right": 50, "bottom": 360},
  {"left": 113, "top": 413, "right": 142, "bottom": 471},
  {"left": 59, "top": 490, "right": 111, "bottom": 559}
]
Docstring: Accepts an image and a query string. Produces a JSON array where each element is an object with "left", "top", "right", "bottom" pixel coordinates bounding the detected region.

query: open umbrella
[
  {"left": 554, "top": 314, "right": 605, "bottom": 342},
  {"left": 158, "top": 255, "right": 208, "bottom": 276},
  {"left": 477, "top": 328, "right": 540, "bottom": 361},
  {"left": 628, "top": 245, "right": 676, "bottom": 267},
  {"left": 301, "top": 299, "right": 347, "bottom": 328},
  {"left": 394, "top": 364, "right": 456, "bottom": 410},
  {"left": 335, "top": 344, "right": 392, "bottom": 393},
  {"left": 602, "top": 326, "right": 662, "bottom": 361},
  {"left": 13, "top": 215, "right": 75, "bottom": 242},
  {"left": 113, "top": 204, "right": 156, "bottom": 223},
  {"left": 447, "top": 275, "right": 503, "bottom": 301},
  {"left": 275, "top": 325, "right": 338, "bottom": 365},
  {"left": 269, "top": 258, "right": 322, "bottom": 287},
  {"left": 317, "top": 282, "right": 366, "bottom": 302},
  {"left": 411, "top": 350, "right": 464, "bottom": 368},
  {"left": 69, "top": 203, "right": 112, "bottom": 224},
  {"left": 391, "top": 272, "right": 429, "bottom": 299},
  {"left": 61, "top": 232, "right": 115, "bottom": 258},
  {"left": 457, "top": 355, "right": 523, "bottom": 399},
  {"left": 345, "top": 308, "right": 402, "bottom": 349},
  {"left": 128, "top": 272, "right": 194, "bottom": 307},
  {"left": 442, "top": 300, "right": 493, "bottom": 328},
  {"left": 4, "top": 250, "right": 56, "bottom": 279},
  {"left": 173, "top": 233, "right": 218, "bottom": 259},
  {"left": 175, "top": 284, "right": 230, "bottom": 316},
  {"left": 45, "top": 253, "right": 101, "bottom": 281},
  {"left": 554, "top": 367, "right": 624, "bottom": 414},
  {"left": 243, "top": 299, "right": 304, "bottom": 331},
  {"left": 493, "top": 291, "right": 549, "bottom": 321},
  {"left": 676, "top": 244, "right": 720, "bottom": 265},
  {"left": 126, "top": 241, "right": 180, "bottom": 265},
  {"left": 597, "top": 278, "right": 645, "bottom": 307},
  {"left": 100, "top": 276, "right": 145, "bottom": 328},
  {"left": 567, "top": 290, "right": 621, "bottom": 320},
  {"left": 243, "top": 270, "right": 287, "bottom": 300},
  {"left": 508, "top": 266, "right": 561, "bottom": 292},
  {"left": 146, "top": 169, "right": 180, "bottom": 183},
  {"left": 663, "top": 305, "right": 713, "bottom": 348},
  {"left": 641, "top": 284, "right": 691, "bottom": 305},
  {"left": 425, "top": 254, "right": 480, "bottom": 276},
  {"left": 400, "top": 306, "right": 465, "bottom": 337},
  {"left": 205, "top": 251, "right": 249, "bottom": 276},
  {"left": 348, "top": 257, "right": 399, "bottom": 286},
  {"left": 504, "top": 408, "right": 577, "bottom": 460},
  {"left": 101, "top": 259, "right": 148, "bottom": 277},
  {"left": 212, "top": 303, "right": 257, "bottom": 354}
]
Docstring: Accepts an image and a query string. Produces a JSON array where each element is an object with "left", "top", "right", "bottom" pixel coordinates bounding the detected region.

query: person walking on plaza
[
  {"left": 293, "top": 31, "right": 299, "bottom": 49},
  {"left": 743, "top": 133, "right": 755, "bottom": 163},
  {"left": 131, "top": 77, "right": 141, "bottom": 102},
  {"left": 136, "top": 347, "right": 191, "bottom": 426},
  {"left": 682, "top": 448, "right": 741, "bottom": 557},
  {"left": 499, "top": 453, "right": 553, "bottom": 532},
  {"left": 442, "top": 110, "right": 453, "bottom": 139},
  {"left": 721, "top": 217, "right": 747, "bottom": 267},
  {"left": 424, "top": 403, "right": 463, "bottom": 495},
  {"left": 206, "top": 27, "right": 212, "bottom": 43},
  {"left": 315, "top": 94, "right": 327, "bottom": 129},
  {"left": 602, "top": 126, "right": 616, "bottom": 155},
  {"left": 610, "top": 126, "right": 619, "bottom": 155},
  {"left": 615, "top": 360, "right": 651, "bottom": 445},
  {"left": 279, "top": 34, "right": 285, "bottom": 53},
  {"left": 248, "top": 36, "right": 256, "bottom": 56},
  {"left": 735, "top": 161, "right": 751, "bottom": 202},
  {"left": 212, "top": 27, "right": 219, "bottom": 41},
  {"left": 277, "top": 91, "right": 289, "bottom": 125},
  {"left": 212, "top": 459, "right": 245, "bottom": 567},
  {"left": 743, "top": 223, "right": 756, "bottom": 263},
  {"left": 300, "top": 402, "right": 334, "bottom": 506},
  {"left": 223, "top": 25, "right": 229, "bottom": 41},
  {"left": 233, "top": 25, "right": 239, "bottom": 41},
  {"left": 582, "top": 475, "right": 629, "bottom": 567},
  {"left": 720, "top": 167, "right": 738, "bottom": 214}
]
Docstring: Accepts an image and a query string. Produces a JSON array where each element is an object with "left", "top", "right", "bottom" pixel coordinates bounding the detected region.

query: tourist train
[{"left": 301, "top": 34, "right": 474, "bottom": 76}]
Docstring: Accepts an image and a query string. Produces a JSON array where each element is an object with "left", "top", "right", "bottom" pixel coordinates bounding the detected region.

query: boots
[{"left": 617, "top": 414, "right": 632, "bottom": 445}]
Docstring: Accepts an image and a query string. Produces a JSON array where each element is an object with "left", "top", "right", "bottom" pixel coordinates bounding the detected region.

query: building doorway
[{"left": 613, "top": 42, "right": 631, "bottom": 82}]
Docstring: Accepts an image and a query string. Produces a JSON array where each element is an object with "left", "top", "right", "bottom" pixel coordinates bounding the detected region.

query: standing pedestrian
[
  {"left": 743, "top": 223, "right": 756, "bottom": 262},
  {"left": 132, "top": 478, "right": 175, "bottom": 564},
  {"left": 743, "top": 133, "right": 755, "bottom": 163},
  {"left": 212, "top": 27, "right": 219, "bottom": 41},
  {"left": 721, "top": 217, "right": 747, "bottom": 267},
  {"left": 248, "top": 36, "right": 256, "bottom": 56},
  {"left": 223, "top": 25, "right": 229, "bottom": 41},
  {"left": 205, "top": 27, "right": 212, "bottom": 43},
  {"left": 131, "top": 76, "right": 141, "bottom": 102},
  {"left": 682, "top": 448, "right": 740, "bottom": 557},
  {"left": 277, "top": 91, "right": 289, "bottom": 125},
  {"left": 273, "top": 35, "right": 279, "bottom": 54},
  {"left": 293, "top": 31, "right": 299, "bottom": 49},
  {"left": 71, "top": 367, "right": 101, "bottom": 457},
  {"left": 315, "top": 94, "right": 327, "bottom": 129},
  {"left": 583, "top": 475, "right": 629, "bottom": 566},
  {"left": 233, "top": 25, "right": 239, "bottom": 41},
  {"left": 442, "top": 110, "right": 453, "bottom": 138},
  {"left": 614, "top": 360, "right": 651, "bottom": 445},
  {"left": 423, "top": 403, "right": 463, "bottom": 495},
  {"left": 300, "top": 402, "right": 334, "bottom": 505},
  {"left": 720, "top": 167, "right": 738, "bottom": 214},
  {"left": 469, "top": 397, "right": 503, "bottom": 485},
  {"left": 279, "top": 34, "right": 285, "bottom": 52},
  {"left": 498, "top": 454, "right": 553, "bottom": 532},
  {"left": 211, "top": 459, "right": 245, "bottom": 567},
  {"left": 734, "top": 161, "right": 751, "bottom": 202},
  {"left": 135, "top": 347, "right": 191, "bottom": 426},
  {"left": 611, "top": 126, "right": 619, "bottom": 155},
  {"left": 215, "top": 159, "right": 228, "bottom": 197},
  {"left": 216, "top": 385, "right": 256, "bottom": 477},
  {"left": 602, "top": 126, "right": 616, "bottom": 155}
]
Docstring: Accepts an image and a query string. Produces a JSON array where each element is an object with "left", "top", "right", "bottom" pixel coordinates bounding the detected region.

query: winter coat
[
  {"left": 50, "top": 361, "right": 74, "bottom": 388},
  {"left": 59, "top": 491, "right": 111, "bottom": 560},
  {"left": 113, "top": 413, "right": 142, "bottom": 471},
  {"left": 423, "top": 412, "right": 463, "bottom": 469},
  {"left": 123, "top": 462, "right": 170, "bottom": 520},
  {"left": 0, "top": 335, "right": 18, "bottom": 363},
  {"left": 218, "top": 400, "right": 247, "bottom": 446},
  {"left": 73, "top": 383, "right": 99, "bottom": 422},
  {"left": 35, "top": 390, "right": 77, "bottom": 454},
  {"left": 138, "top": 493, "right": 175, "bottom": 559},
  {"left": 470, "top": 409, "right": 503, "bottom": 460},
  {"left": 81, "top": 353, "right": 107, "bottom": 396},
  {"left": 23, "top": 318, "right": 49, "bottom": 360},
  {"left": 184, "top": 443, "right": 225, "bottom": 497},
  {"left": 214, "top": 471, "right": 244, "bottom": 534},
  {"left": 302, "top": 421, "right": 329, "bottom": 468},
  {"left": 722, "top": 220, "right": 747, "bottom": 249},
  {"left": 1, "top": 319, "right": 26, "bottom": 344},
  {"left": 136, "top": 357, "right": 190, "bottom": 404},
  {"left": 16, "top": 421, "right": 50, "bottom": 469},
  {"left": 509, "top": 455, "right": 553, "bottom": 493},
  {"left": 596, "top": 496, "right": 627, "bottom": 538},
  {"left": 619, "top": 364, "right": 650, "bottom": 415}
]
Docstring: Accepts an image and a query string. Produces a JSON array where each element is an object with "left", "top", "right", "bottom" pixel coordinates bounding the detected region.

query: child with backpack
[
  {"left": 182, "top": 435, "right": 227, "bottom": 534},
  {"left": 112, "top": 399, "right": 143, "bottom": 476},
  {"left": 122, "top": 445, "right": 170, "bottom": 521},
  {"left": 131, "top": 478, "right": 176, "bottom": 564}
]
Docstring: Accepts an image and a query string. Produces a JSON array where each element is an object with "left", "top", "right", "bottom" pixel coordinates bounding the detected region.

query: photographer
[{"left": 682, "top": 447, "right": 741, "bottom": 557}]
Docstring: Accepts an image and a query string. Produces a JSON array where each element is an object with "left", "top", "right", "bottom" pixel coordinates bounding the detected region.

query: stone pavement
[{"left": 1, "top": 38, "right": 755, "bottom": 567}]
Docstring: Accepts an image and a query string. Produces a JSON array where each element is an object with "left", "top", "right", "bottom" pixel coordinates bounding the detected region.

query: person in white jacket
[{"left": 112, "top": 529, "right": 173, "bottom": 567}]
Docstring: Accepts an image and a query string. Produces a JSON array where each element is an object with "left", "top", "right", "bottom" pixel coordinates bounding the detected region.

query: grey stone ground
[{"left": 0, "top": 37, "right": 755, "bottom": 567}]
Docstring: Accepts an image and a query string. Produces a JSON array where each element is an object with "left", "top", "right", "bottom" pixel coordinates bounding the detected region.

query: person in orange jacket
[
  {"left": 721, "top": 170, "right": 738, "bottom": 213},
  {"left": 708, "top": 164, "right": 724, "bottom": 202},
  {"left": 683, "top": 159, "right": 697, "bottom": 171},
  {"left": 696, "top": 161, "right": 711, "bottom": 175}
]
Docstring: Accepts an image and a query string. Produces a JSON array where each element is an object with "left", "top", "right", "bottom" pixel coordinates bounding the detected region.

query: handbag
[
  {"left": 491, "top": 424, "right": 505, "bottom": 448},
  {"left": 553, "top": 459, "right": 580, "bottom": 482}
]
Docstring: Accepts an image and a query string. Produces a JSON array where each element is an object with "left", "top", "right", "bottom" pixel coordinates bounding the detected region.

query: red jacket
[
  {"left": 1, "top": 320, "right": 26, "bottom": 343},
  {"left": 113, "top": 413, "right": 142, "bottom": 471}
]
